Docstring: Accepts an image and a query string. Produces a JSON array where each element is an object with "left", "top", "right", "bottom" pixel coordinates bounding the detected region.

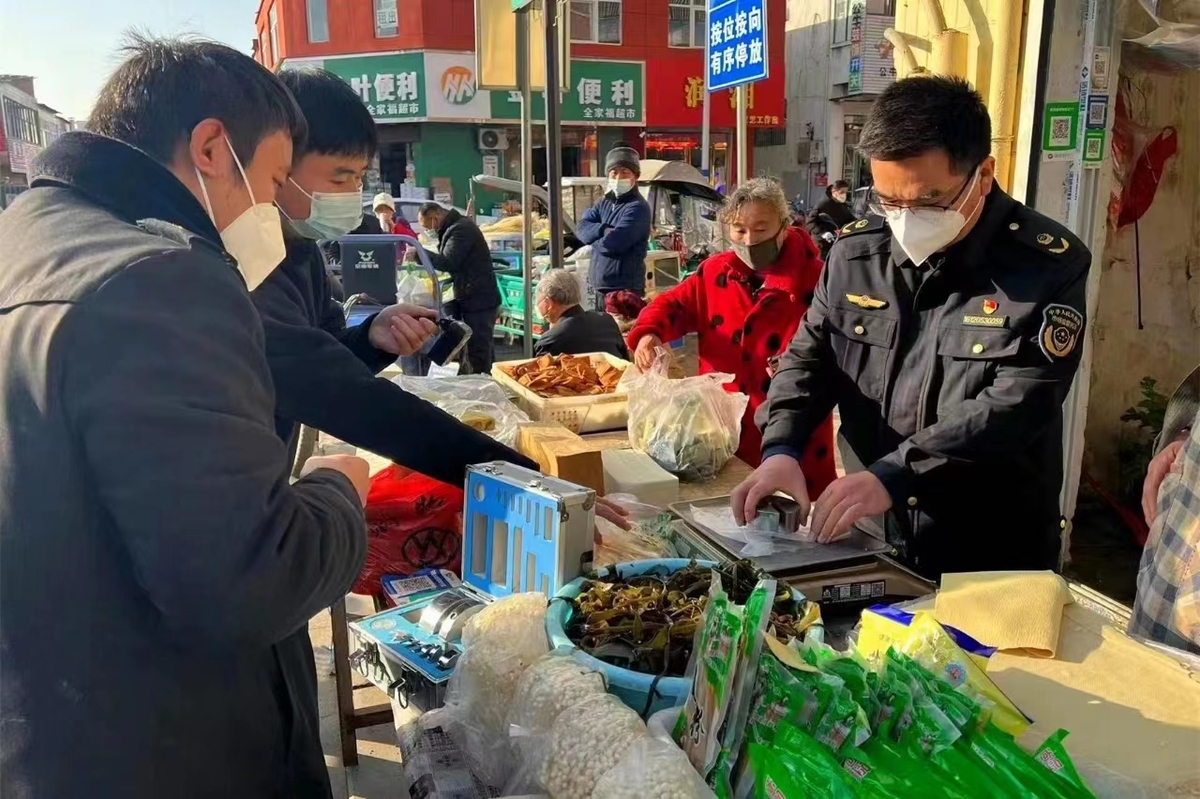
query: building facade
[
  {"left": 755, "top": 0, "right": 895, "bottom": 207},
  {"left": 254, "top": 0, "right": 786, "bottom": 205}
]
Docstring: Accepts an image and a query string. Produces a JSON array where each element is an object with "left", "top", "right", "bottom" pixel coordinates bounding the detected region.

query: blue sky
[{"left": 0, "top": 0, "right": 257, "bottom": 120}]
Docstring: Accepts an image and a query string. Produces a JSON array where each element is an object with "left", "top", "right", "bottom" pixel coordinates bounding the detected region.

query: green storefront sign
[
  {"left": 322, "top": 53, "right": 426, "bottom": 121},
  {"left": 489, "top": 60, "right": 643, "bottom": 125}
]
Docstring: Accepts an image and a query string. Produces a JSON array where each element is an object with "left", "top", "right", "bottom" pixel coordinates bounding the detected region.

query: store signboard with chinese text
[
  {"left": 490, "top": 60, "right": 643, "bottom": 125},
  {"left": 321, "top": 53, "right": 426, "bottom": 121},
  {"left": 424, "top": 52, "right": 493, "bottom": 120},
  {"left": 706, "top": 0, "right": 769, "bottom": 92},
  {"left": 849, "top": 9, "right": 896, "bottom": 96},
  {"left": 646, "top": 59, "right": 783, "bottom": 128}
]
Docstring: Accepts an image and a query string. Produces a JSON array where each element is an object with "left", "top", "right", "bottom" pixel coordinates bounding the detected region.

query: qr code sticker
[
  {"left": 1085, "top": 136, "right": 1103, "bottom": 160},
  {"left": 1051, "top": 117, "right": 1072, "bottom": 145},
  {"left": 1088, "top": 102, "right": 1106, "bottom": 127}
]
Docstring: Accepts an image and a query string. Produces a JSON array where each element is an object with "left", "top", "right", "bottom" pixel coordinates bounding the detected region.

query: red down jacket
[{"left": 627, "top": 228, "right": 837, "bottom": 496}]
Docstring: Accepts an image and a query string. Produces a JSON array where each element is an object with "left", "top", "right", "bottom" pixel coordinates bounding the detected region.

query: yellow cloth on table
[{"left": 934, "top": 571, "right": 1073, "bottom": 657}]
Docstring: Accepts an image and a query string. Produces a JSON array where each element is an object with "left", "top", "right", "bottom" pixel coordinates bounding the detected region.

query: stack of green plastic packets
[{"left": 731, "top": 636, "right": 1098, "bottom": 798}]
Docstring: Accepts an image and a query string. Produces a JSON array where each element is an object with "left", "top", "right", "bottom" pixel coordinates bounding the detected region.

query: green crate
[{"left": 496, "top": 274, "right": 545, "bottom": 325}]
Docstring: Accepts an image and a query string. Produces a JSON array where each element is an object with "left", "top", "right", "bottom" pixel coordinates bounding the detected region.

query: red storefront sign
[{"left": 645, "top": 57, "right": 784, "bottom": 129}]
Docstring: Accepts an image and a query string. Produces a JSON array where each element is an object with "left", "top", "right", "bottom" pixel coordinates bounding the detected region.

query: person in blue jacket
[{"left": 576, "top": 143, "right": 652, "bottom": 308}]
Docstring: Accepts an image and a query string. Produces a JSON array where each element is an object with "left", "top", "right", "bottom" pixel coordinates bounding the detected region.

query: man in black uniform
[{"left": 734, "top": 76, "right": 1091, "bottom": 580}]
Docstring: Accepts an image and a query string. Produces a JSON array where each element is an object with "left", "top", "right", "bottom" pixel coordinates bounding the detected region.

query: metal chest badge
[
  {"left": 846, "top": 294, "right": 888, "bottom": 309},
  {"left": 1039, "top": 303, "right": 1085, "bottom": 360},
  {"left": 982, "top": 299, "right": 999, "bottom": 315}
]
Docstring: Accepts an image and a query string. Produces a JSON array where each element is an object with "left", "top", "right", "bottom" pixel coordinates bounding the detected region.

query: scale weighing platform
[{"left": 669, "top": 496, "right": 935, "bottom": 645}]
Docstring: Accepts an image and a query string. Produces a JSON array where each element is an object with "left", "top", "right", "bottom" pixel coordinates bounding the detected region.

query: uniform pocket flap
[
  {"left": 937, "top": 326, "right": 1021, "bottom": 360},
  {"left": 827, "top": 308, "right": 896, "bottom": 348}
]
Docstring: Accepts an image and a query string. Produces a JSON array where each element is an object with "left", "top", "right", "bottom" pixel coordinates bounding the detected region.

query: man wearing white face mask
[
  {"left": 259, "top": 68, "right": 537, "bottom": 485},
  {"left": 736, "top": 76, "right": 1092, "bottom": 582},
  {"left": 577, "top": 143, "right": 652, "bottom": 308},
  {"left": 0, "top": 37, "right": 373, "bottom": 798}
]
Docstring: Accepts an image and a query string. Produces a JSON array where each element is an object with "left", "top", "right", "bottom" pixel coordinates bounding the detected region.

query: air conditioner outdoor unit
[{"left": 478, "top": 128, "right": 510, "bottom": 151}]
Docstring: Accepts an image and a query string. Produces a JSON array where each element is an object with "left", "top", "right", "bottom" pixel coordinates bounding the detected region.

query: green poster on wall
[
  {"left": 322, "top": 53, "right": 426, "bottom": 121},
  {"left": 1041, "top": 101, "right": 1080, "bottom": 154},
  {"left": 489, "top": 59, "right": 643, "bottom": 124}
]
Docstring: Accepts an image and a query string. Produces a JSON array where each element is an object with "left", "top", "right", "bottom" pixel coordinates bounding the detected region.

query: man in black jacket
[
  {"left": 533, "top": 267, "right": 629, "bottom": 359},
  {"left": 265, "top": 68, "right": 535, "bottom": 483},
  {"left": 0, "top": 38, "right": 369, "bottom": 798},
  {"left": 416, "top": 203, "right": 502, "bottom": 373}
]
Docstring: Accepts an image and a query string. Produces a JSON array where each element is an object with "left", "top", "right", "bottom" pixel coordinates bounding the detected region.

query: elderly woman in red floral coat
[{"left": 626, "top": 178, "right": 837, "bottom": 497}]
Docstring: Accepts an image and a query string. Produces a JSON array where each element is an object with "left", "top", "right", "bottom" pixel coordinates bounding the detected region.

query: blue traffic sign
[{"left": 706, "top": 0, "right": 769, "bottom": 93}]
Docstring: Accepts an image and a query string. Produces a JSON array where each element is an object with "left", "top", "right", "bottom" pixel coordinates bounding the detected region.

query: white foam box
[{"left": 601, "top": 449, "right": 680, "bottom": 508}]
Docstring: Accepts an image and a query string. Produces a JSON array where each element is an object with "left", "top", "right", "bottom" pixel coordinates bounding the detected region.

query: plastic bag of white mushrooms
[
  {"left": 591, "top": 737, "right": 717, "bottom": 799},
  {"left": 502, "top": 650, "right": 609, "bottom": 794},
  {"left": 425, "top": 593, "right": 550, "bottom": 788}
]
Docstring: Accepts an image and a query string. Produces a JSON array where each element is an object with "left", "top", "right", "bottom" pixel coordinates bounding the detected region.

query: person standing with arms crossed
[
  {"left": 734, "top": 76, "right": 1092, "bottom": 581},
  {"left": 577, "top": 143, "right": 652, "bottom": 309}
]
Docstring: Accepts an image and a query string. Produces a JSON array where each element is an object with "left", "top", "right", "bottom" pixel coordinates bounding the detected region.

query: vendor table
[{"left": 331, "top": 439, "right": 751, "bottom": 765}]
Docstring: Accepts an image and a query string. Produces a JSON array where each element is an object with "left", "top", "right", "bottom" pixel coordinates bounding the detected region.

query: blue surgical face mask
[{"left": 284, "top": 180, "right": 364, "bottom": 239}]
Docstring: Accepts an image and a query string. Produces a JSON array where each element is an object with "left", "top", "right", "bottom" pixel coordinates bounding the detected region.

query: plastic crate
[
  {"left": 491, "top": 352, "right": 631, "bottom": 433},
  {"left": 496, "top": 274, "right": 545, "bottom": 324}
]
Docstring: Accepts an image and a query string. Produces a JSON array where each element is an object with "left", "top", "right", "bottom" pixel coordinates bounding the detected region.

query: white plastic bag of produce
[
  {"left": 538, "top": 693, "right": 648, "bottom": 799},
  {"left": 590, "top": 737, "right": 716, "bottom": 799},
  {"left": 626, "top": 352, "right": 748, "bottom": 482}
]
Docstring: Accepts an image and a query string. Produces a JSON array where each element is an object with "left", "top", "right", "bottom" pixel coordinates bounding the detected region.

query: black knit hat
[{"left": 604, "top": 143, "right": 641, "bottom": 177}]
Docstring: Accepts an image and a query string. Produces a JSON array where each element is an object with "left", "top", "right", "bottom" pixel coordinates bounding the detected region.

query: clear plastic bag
[
  {"left": 593, "top": 493, "right": 680, "bottom": 568},
  {"left": 397, "top": 269, "right": 438, "bottom": 309},
  {"left": 626, "top": 352, "right": 749, "bottom": 482},
  {"left": 428, "top": 593, "right": 550, "bottom": 788},
  {"left": 505, "top": 649, "right": 608, "bottom": 789},
  {"left": 538, "top": 693, "right": 649, "bottom": 799},
  {"left": 590, "top": 738, "right": 716, "bottom": 799},
  {"left": 398, "top": 718, "right": 499, "bottom": 799},
  {"left": 392, "top": 374, "right": 531, "bottom": 447}
]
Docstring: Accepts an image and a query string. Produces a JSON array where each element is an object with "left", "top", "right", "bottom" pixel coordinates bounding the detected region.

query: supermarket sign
[
  {"left": 283, "top": 54, "right": 643, "bottom": 125},
  {"left": 490, "top": 60, "right": 644, "bottom": 125}
]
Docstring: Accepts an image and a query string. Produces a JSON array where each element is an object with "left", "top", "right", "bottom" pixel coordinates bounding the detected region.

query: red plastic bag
[{"left": 356, "top": 465, "right": 464, "bottom": 596}]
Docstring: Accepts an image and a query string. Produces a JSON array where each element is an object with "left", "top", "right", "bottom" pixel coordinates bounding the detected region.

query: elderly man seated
[{"left": 533, "top": 268, "right": 629, "bottom": 360}]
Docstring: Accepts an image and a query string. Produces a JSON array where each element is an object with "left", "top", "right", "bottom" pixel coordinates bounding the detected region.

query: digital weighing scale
[{"left": 669, "top": 495, "right": 935, "bottom": 645}]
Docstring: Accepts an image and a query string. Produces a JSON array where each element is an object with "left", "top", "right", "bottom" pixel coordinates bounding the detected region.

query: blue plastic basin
[{"left": 546, "top": 559, "right": 716, "bottom": 718}]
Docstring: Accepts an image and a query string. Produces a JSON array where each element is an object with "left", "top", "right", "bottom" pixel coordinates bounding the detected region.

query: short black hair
[
  {"left": 830, "top": 180, "right": 850, "bottom": 191},
  {"left": 276, "top": 68, "right": 377, "bottom": 161},
  {"left": 418, "top": 202, "right": 446, "bottom": 217},
  {"left": 858, "top": 75, "right": 991, "bottom": 175},
  {"left": 89, "top": 33, "right": 307, "bottom": 168}
]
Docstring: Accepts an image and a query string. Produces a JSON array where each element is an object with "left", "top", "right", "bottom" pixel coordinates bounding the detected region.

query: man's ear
[
  {"left": 188, "top": 118, "right": 232, "bottom": 180},
  {"left": 978, "top": 154, "right": 997, "bottom": 196}
]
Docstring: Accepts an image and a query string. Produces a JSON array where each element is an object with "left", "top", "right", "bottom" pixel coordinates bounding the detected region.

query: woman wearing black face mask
[{"left": 625, "top": 179, "right": 837, "bottom": 491}]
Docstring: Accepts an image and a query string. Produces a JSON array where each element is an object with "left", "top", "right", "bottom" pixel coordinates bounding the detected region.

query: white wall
[{"left": 783, "top": 0, "right": 834, "bottom": 208}]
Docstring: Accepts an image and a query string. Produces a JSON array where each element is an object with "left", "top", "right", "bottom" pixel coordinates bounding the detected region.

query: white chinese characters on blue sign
[{"left": 706, "top": 0, "right": 768, "bottom": 92}]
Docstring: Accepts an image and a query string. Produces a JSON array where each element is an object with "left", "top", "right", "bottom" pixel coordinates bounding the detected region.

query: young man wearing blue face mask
[
  {"left": 577, "top": 143, "right": 652, "bottom": 308},
  {"left": 737, "top": 75, "right": 1093, "bottom": 582},
  {"left": 257, "top": 68, "right": 537, "bottom": 485}
]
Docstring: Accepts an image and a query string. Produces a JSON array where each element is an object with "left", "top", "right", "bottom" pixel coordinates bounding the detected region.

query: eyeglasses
[{"left": 867, "top": 166, "right": 979, "bottom": 217}]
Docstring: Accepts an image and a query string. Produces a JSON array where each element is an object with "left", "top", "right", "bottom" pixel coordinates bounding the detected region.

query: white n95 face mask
[
  {"left": 607, "top": 177, "right": 634, "bottom": 197},
  {"left": 195, "top": 136, "right": 287, "bottom": 291},
  {"left": 885, "top": 170, "right": 982, "bottom": 266}
]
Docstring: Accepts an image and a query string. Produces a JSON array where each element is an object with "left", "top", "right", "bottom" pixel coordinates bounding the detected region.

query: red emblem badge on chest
[{"left": 982, "top": 299, "right": 999, "bottom": 315}]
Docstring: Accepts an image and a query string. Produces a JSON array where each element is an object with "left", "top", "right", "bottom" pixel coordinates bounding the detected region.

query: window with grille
[
  {"left": 669, "top": 0, "right": 705, "bottom": 48},
  {"left": 3, "top": 98, "right": 41, "bottom": 145},
  {"left": 307, "top": 0, "right": 329, "bottom": 43},
  {"left": 754, "top": 128, "right": 786, "bottom": 148},
  {"left": 570, "top": 0, "right": 621, "bottom": 44},
  {"left": 375, "top": 0, "right": 398, "bottom": 37}
]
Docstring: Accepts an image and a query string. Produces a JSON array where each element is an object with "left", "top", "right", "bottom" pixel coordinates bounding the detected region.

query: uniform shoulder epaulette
[
  {"left": 837, "top": 215, "right": 886, "bottom": 238},
  {"left": 1005, "top": 205, "right": 1088, "bottom": 264}
]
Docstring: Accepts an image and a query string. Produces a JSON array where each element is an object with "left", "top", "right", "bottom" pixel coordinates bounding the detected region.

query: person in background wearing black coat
[
  {"left": 817, "top": 179, "right": 856, "bottom": 228},
  {"left": 533, "top": 268, "right": 629, "bottom": 359},
  {"left": 414, "top": 202, "right": 502, "bottom": 373}
]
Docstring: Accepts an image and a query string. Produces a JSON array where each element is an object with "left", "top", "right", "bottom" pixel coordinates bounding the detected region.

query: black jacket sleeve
[
  {"left": 759, "top": 260, "right": 840, "bottom": 462},
  {"left": 63, "top": 250, "right": 366, "bottom": 649},
  {"left": 258, "top": 281, "right": 537, "bottom": 485}
]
